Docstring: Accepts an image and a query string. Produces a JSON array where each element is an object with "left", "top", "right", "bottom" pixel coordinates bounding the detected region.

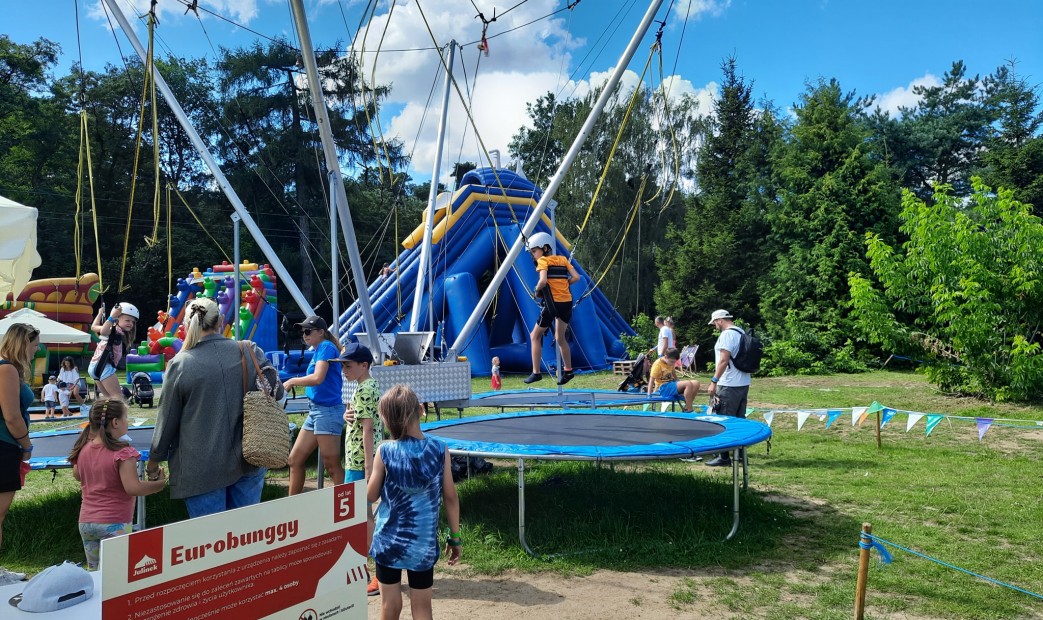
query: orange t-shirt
[{"left": 536, "top": 255, "right": 572, "bottom": 302}]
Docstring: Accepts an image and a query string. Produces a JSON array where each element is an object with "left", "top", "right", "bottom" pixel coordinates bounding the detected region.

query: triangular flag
[
  {"left": 906, "top": 413, "right": 924, "bottom": 432},
  {"left": 817, "top": 414, "right": 827, "bottom": 422},
  {"left": 880, "top": 408, "right": 897, "bottom": 428},
  {"left": 762, "top": 411, "right": 775, "bottom": 427},
  {"left": 866, "top": 401, "right": 884, "bottom": 414},
  {"left": 853, "top": 407, "right": 868, "bottom": 426},
  {"left": 925, "top": 414, "right": 944, "bottom": 436},
  {"left": 826, "top": 411, "right": 842, "bottom": 429},
  {"left": 976, "top": 418, "right": 993, "bottom": 441},
  {"left": 797, "top": 411, "right": 812, "bottom": 431}
]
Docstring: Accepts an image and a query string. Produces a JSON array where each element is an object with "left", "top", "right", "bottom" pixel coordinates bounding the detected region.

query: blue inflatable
[{"left": 338, "top": 168, "right": 635, "bottom": 376}]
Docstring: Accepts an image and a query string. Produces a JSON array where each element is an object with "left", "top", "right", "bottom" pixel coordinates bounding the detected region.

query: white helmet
[
  {"left": 526, "top": 232, "right": 554, "bottom": 252},
  {"left": 117, "top": 302, "right": 140, "bottom": 320}
]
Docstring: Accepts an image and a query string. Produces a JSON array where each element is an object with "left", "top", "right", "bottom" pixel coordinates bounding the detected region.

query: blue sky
[{"left": 8, "top": 0, "right": 1043, "bottom": 182}]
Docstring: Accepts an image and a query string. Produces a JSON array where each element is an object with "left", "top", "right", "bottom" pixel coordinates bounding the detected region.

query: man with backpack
[{"left": 705, "top": 309, "right": 756, "bottom": 467}]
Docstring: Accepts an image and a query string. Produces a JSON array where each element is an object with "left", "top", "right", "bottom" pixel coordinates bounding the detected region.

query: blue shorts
[
  {"left": 87, "top": 361, "right": 116, "bottom": 382},
  {"left": 344, "top": 469, "right": 365, "bottom": 483},
  {"left": 302, "top": 403, "right": 346, "bottom": 436},
  {"left": 657, "top": 381, "right": 679, "bottom": 400},
  {"left": 45, "top": 400, "right": 57, "bottom": 408}
]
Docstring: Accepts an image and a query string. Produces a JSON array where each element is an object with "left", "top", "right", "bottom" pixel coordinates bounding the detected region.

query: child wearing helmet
[
  {"left": 524, "top": 232, "right": 581, "bottom": 385},
  {"left": 88, "top": 303, "right": 139, "bottom": 399}
]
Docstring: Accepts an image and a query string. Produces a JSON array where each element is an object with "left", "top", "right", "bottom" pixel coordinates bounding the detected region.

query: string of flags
[{"left": 733, "top": 401, "right": 1043, "bottom": 441}]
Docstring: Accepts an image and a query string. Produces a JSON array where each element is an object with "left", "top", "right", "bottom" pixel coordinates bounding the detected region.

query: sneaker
[
  {"left": 367, "top": 575, "right": 380, "bottom": 596},
  {"left": 557, "top": 370, "right": 575, "bottom": 385},
  {"left": 704, "top": 455, "right": 731, "bottom": 467},
  {"left": 0, "top": 567, "right": 26, "bottom": 585},
  {"left": 523, "top": 373, "right": 543, "bottom": 384},
  {"left": 680, "top": 456, "right": 703, "bottom": 463}
]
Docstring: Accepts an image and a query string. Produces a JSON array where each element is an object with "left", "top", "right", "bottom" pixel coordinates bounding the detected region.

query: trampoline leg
[
  {"left": 316, "top": 447, "right": 324, "bottom": 490},
  {"left": 726, "top": 449, "right": 740, "bottom": 541},
  {"left": 517, "top": 459, "right": 536, "bottom": 557},
  {"left": 742, "top": 448, "right": 749, "bottom": 490},
  {"left": 135, "top": 461, "right": 146, "bottom": 531}
]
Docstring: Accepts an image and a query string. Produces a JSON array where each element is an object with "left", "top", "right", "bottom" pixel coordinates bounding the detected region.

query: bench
[{"left": 613, "top": 360, "right": 637, "bottom": 375}]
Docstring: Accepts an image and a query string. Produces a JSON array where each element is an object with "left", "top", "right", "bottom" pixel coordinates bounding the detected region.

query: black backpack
[{"left": 728, "top": 327, "right": 763, "bottom": 374}]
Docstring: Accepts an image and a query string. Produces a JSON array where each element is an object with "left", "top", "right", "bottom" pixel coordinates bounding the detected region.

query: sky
[{"left": 8, "top": 0, "right": 1043, "bottom": 185}]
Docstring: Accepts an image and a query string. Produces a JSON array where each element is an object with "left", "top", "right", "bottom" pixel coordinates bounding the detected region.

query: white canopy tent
[
  {"left": 0, "top": 308, "right": 91, "bottom": 344},
  {"left": 0, "top": 196, "right": 43, "bottom": 299}
]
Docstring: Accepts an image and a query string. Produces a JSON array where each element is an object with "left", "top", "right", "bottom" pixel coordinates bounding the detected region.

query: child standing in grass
[
  {"left": 41, "top": 376, "right": 59, "bottom": 419},
  {"left": 57, "top": 382, "right": 73, "bottom": 417},
  {"left": 69, "top": 399, "right": 165, "bottom": 571},
  {"left": 369, "top": 384, "right": 460, "bottom": 619},
  {"left": 490, "top": 356, "right": 502, "bottom": 390}
]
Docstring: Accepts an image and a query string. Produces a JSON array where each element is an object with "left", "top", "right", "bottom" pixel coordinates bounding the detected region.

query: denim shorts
[
  {"left": 87, "top": 361, "right": 116, "bottom": 382},
  {"left": 302, "top": 403, "right": 346, "bottom": 436}
]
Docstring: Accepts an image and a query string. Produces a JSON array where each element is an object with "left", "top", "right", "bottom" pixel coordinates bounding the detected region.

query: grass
[{"left": 5, "top": 369, "right": 1043, "bottom": 619}]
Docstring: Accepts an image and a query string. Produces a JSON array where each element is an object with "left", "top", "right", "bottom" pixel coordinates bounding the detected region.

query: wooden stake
[
  {"left": 855, "top": 522, "right": 872, "bottom": 620},
  {"left": 875, "top": 410, "right": 882, "bottom": 449}
]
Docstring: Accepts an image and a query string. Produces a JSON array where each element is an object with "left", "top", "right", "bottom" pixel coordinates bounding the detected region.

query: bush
[{"left": 621, "top": 313, "right": 658, "bottom": 359}]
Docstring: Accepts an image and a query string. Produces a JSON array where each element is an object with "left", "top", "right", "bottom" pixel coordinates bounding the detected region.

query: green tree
[
  {"left": 979, "top": 62, "right": 1043, "bottom": 209},
  {"left": 655, "top": 57, "right": 779, "bottom": 346},
  {"left": 760, "top": 79, "right": 898, "bottom": 373},
  {"left": 849, "top": 179, "right": 1043, "bottom": 401}
]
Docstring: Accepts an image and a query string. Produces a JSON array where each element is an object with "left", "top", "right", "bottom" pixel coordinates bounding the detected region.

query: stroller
[
  {"left": 131, "top": 372, "right": 155, "bottom": 407},
  {"left": 617, "top": 352, "right": 652, "bottom": 392}
]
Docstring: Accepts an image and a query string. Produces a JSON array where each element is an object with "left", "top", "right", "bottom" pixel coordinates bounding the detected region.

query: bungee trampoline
[
  {"left": 424, "top": 410, "right": 771, "bottom": 555},
  {"left": 28, "top": 426, "right": 155, "bottom": 530},
  {"left": 434, "top": 388, "right": 683, "bottom": 419}
]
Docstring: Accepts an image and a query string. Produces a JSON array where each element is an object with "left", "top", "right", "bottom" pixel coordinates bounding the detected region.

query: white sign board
[{"left": 101, "top": 483, "right": 367, "bottom": 620}]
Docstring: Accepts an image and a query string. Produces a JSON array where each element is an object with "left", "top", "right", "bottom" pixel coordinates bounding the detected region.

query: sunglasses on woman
[{"left": 302, "top": 329, "right": 315, "bottom": 336}]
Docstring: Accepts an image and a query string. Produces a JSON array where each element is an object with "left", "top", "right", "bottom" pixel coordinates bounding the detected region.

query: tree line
[{"left": 3, "top": 33, "right": 1042, "bottom": 399}]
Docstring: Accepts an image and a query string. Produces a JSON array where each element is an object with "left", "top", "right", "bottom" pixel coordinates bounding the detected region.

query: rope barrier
[{"left": 862, "top": 532, "right": 1043, "bottom": 600}]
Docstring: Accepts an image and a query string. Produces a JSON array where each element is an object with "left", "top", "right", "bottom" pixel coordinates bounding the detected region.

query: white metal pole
[
  {"left": 289, "top": 0, "right": 382, "bottom": 357},
  {"left": 101, "top": 0, "right": 315, "bottom": 317},
  {"left": 449, "top": 0, "right": 666, "bottom": 356},
  {"left": 329, "top": 173, "right": 339, "bottom": 332},
  {"left": 232, "top": 213, "right": 241, "bottom": 340},
  {"left": 411, "top": 41, "right": 456, "bottom": 332}
]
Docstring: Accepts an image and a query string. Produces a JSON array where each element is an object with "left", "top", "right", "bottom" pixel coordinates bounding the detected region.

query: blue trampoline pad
[
  {"left": 424, "top": 410, "right": 771, "bottom": 460},
  {"left": 28, "top": 426, "right": 155, "bottom": 470}
]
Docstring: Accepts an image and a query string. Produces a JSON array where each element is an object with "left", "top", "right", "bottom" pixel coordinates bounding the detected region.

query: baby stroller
[
  {"left": 617, "top": 352, "right": 652, "bottom": 392},
  {"left": 131, "top": 372, "right": 155, "bottom": 407}
]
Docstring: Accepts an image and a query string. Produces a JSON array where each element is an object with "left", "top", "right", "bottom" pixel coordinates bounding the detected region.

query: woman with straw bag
[{"left": 147, "top": 298, "right": 284, "bottom": 518}]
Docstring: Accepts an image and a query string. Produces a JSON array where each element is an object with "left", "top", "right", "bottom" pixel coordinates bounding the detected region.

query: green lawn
[{"left": 5, "top": 369, "right": 1042, "bottom": 619}]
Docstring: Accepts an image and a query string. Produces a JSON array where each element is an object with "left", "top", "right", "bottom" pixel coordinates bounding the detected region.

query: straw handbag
[{"left": 238, "top": 342, "right": 290, "bottom": 468}]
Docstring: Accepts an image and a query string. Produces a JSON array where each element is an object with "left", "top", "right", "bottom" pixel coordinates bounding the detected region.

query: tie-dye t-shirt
[{"left": 369, "top": 436, "right": 447, "bottom": 571}]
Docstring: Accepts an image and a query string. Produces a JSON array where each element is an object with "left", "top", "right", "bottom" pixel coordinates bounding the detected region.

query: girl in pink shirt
[{"left": 69, "top": 399, "right": 165, "bottom": 570}]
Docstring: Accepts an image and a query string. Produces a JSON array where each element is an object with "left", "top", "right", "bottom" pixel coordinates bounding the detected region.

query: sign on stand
[{"left": 101, "top": 483, "right": 367, "bottom": 620}]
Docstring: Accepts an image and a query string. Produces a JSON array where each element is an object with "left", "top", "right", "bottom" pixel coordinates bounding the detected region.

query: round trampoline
[{"left": 424, "top": 410, "right": 771, "bottom": 554}]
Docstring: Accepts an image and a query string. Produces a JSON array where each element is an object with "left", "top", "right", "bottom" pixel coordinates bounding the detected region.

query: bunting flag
[
  {"left": 853, "top": 406, "right": 869, "bottom": 426},
  {"left": 797, "top": 410, "right": 812, "bottom": 431},
  {"left": 866, "top": 401, "right": 884, "bottom": 414},
  {"left": 925, "top": 414, "right": 944, "bottom": 436},
  {"left": 906, "top": 413, "right": 924, "bottom": 432},
  {"left": 976, "top": 418, "right": 993, "bottom": 441},
  {"left": 880, "top": 408, "right": 897, "bottom": 428},
  {"left": 826, "top": 410, "right": 843, "bottom": 429},
  {"left": 762, "top": 411, "right": 775, "bottom": 427}
]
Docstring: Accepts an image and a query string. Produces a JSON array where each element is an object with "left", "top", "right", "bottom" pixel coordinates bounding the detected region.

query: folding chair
[{"left": 678, "top": 345, "right": 699, "bottom": 377}]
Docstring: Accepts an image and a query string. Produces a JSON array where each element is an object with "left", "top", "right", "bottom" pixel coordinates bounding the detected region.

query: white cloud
[
  {"left": 676, "top": 0, "right": 731, "bottom": 21},
  {"left": 873, "top": 73, "right": 942, "bottom": 117},
  {"left": 91, "top": 0, "right": 261, "bottom": 26}
]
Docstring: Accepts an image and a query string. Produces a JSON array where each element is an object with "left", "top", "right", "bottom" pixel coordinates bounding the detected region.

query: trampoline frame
[
  {"left": 424, "top": 410, "right": 769, "bottom": 556},
  {"left": 434, "top": 388, "right": 684, "bottom": 420}
]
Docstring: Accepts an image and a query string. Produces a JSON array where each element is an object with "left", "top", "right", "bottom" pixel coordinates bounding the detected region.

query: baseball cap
[
  {"left": 297, "top": 315, "right": 328, "bottom": 331},
  {"left": 707, "top": 309, "right": 733, "bottom": 324},
  {"left": 8, "top": 562, "right": 93, "bottom": 612},
  {"left": 330, "top": 342, "right": 374, "bottom": 364}
]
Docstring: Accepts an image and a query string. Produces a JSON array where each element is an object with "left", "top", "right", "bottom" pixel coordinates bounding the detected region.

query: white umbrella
[
  {"left": 0, "top": 308, "right": 91, "bottom": 344},
  {"left": 0, "top": 196, "right": 43, "bottom": 298}
]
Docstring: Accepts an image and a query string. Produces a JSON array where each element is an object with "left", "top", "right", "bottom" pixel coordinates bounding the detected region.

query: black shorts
[
  {"left": 375, "top": 563, "right": 434, "bottom": 590},
  {"left": 0, "top": 440, "right": 24, "bottom": 493},
  {"left": 715, "top": 385, "right": 749, "bottom": 418},
  {"left": 537, "top": 301, "right": 573, "bottom": 329}
]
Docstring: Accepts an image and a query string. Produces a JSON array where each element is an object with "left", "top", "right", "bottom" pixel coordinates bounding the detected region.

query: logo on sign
[{"left": 128, "top": 527, "right": 164, "bottom": 582}]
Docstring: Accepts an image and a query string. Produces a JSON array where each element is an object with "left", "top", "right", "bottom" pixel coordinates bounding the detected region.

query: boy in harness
[{"left": 524, "top": 232, "right": 581, "bottom": 385}]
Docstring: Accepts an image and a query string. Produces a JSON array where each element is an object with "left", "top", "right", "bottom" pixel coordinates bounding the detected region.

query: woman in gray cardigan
[{"left": 146, "top": 298, "right": 284, "bottom": 518}]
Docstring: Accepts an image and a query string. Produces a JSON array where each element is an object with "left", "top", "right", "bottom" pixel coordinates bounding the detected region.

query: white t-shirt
[
  {"left": 657, "top": 326, "right": 676, "bottom": 356},
  {"left": 42, "top": 383, "right": 59, "bottom": 402},
  {"left": 58, "top": 368, "right": 79, "bottom": 385},
  {"left": 58, "top": 388, "right": 71, "bottom": 407},
  {"left": 714, "top": 327, "right": 751, "bottom": 387}
]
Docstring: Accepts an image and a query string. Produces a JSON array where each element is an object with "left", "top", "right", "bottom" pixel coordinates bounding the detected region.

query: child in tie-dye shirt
[{"left": 368, "top": 385, "right": 461, "bottom": 617}]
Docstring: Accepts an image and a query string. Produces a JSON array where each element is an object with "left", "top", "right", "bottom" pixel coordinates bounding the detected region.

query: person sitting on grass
[
  {"left": 647, "top": 347, "right": 700, "bottom": 412},
  {"left": 524, "top": 231, "right": 581, "bottom": 386}
]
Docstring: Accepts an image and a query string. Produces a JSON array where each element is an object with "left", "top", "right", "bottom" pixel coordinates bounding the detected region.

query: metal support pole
[
  {"left": 449, "top": 0, "right": 665, "bottom": 356},
  {"left": 101, "top": 0, "right": 315, "bottom": 318},
  {"left": 412, "top": 41, "right": 456, "bottom": 332},
  {"left": 517, "top": 458, "right": 536, "bottom": 556},
  {"left": 289, "top": 0, "right": 382, "bottom": 358},
  {"left": 329, "top": 173, "right": 340, "bottom": 330},
  {"left": 232, "top": 213, "right": 241, "bottom": 340},
  {"left": 726, "top": 448, "right": 740, "bottom": 540}
]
